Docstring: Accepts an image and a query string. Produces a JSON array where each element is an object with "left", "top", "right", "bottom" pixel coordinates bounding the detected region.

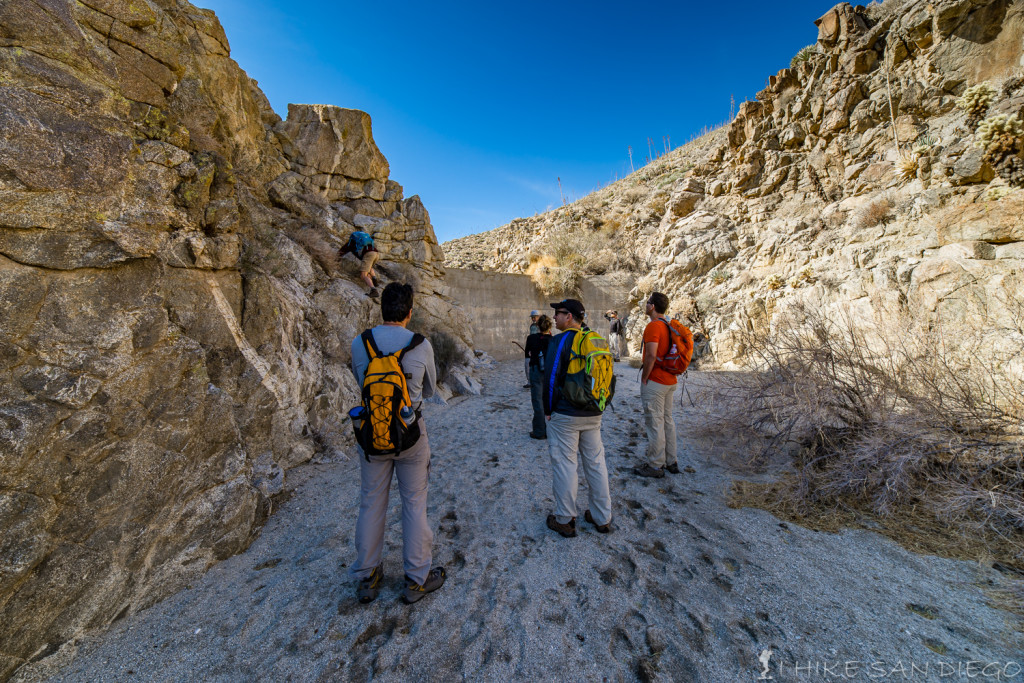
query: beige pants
[
  {"left": 352, "top": 423, "right": 433, "bottom": 585},
  {"left": 547, "top": 413, "right": 612, "bottom": 526},
  {"left": 359, "top": 249, "right": 379, "bottom": 274},
  {"left": 641, "top": 380, "right": 677, "bottom": 468}
]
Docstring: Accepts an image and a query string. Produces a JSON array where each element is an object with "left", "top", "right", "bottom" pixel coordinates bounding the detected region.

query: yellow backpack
[
  {"left": 561, "top": 328, "right": 616, "bottom": 412},
  {"left": 349, "top": 330, "right": 424, "bottom": 458}
]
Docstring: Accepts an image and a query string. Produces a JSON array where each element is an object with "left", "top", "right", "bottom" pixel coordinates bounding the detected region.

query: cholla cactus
[
  {"left": 797, "top": 266, "right": 816, "bottom": 283},
  {"left": 765, "top": 274, "right": 785, "bottom": 290},
  {"left": 976, "top": 114, "right": 1024, "bottom": 187},
  {"left": 957, "top": 82, "right": 997, "bottom": 129}
]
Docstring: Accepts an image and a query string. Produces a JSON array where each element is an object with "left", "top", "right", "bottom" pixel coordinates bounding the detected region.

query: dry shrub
[
  {"left": 713, "top": 302, "right": 1024, "bottom": 566},
  {"left": 430, "top": 329, "right": 464, "bottom": 383},
  {"left": 622, "top": 187, "right": 647, "bottom": 206},
  {"left": 289, "top": 225, "right": 340, "bottom": 273},
  {"left": 853, "top": 195, "right": 895, "bottom": 230}
]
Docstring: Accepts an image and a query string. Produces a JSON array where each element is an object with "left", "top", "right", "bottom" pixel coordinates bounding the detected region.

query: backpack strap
[
  {"left": 361, "top": 329, "right": 383, "bottom": 360},
  {"left": 397, "top": 333, "right": 425, "bottom": 362}
]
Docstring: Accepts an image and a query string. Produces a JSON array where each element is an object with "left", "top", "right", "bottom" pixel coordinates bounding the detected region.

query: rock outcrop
[
  {"left": 0, "top": 0, "right": 468, "bottom": 675},
  {"left": 444, "top": 0, "right": 1024, "bottom": 367}
]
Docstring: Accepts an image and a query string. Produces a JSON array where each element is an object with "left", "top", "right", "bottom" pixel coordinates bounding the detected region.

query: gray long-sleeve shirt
[{"left": 351, "top": 325, "right": 436, "bottom": 409}]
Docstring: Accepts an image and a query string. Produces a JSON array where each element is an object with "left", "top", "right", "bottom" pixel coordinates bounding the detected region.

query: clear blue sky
[{"left": 198, "top": 1, "right": 838, "bottom": 242}]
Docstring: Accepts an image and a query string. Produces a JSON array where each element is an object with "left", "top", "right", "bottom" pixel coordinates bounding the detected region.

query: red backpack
[{"left": 655, "top": 319, "right": 694, "bottom": 375}]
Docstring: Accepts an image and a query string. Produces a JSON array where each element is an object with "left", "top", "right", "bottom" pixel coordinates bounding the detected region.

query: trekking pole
[{"left": 680, "top": 371, "right": 696, "bottom": 408}]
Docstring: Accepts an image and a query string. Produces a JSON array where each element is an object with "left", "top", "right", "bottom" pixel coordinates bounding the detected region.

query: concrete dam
[{"left": 443, "top": 268, "right": 634, "bottom": 360}]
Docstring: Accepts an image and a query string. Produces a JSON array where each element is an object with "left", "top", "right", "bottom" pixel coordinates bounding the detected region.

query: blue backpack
[{"left": 349, "top": 231, "right": 374, "bottom": 254}]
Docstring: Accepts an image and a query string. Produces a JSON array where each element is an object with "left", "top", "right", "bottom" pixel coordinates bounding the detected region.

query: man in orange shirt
[{"left": 635, "top": 291, "right": 680, "bottom": 478}]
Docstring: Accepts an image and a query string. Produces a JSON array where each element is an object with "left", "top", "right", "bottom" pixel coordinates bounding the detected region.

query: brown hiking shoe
[
  {"left": 402, "top": 567, "right": 446, "bottom": 604},
  {"left": 634, "top": 463, "right": 665, "bottom": 478},
  {"left": 584, "top": 510, "right": 612, "bottom": 534},
  {"left": 546, "top": 514, "right": 576, "bottom": 538},
  {"left": 665, "top": 462, "right": 681, "bottom": 474},
  {"left": 357, "top": 565, "right": 383, "bottom": 604}
]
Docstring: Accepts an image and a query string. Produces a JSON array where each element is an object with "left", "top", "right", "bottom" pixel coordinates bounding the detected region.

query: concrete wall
[{"left": 445, "top": 268, "right": 634, "bottom": 360}]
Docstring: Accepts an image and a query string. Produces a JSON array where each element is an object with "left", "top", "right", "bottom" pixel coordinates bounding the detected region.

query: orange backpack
[{"left": 655, "top": 319, "right": 694, "bottom": 375}]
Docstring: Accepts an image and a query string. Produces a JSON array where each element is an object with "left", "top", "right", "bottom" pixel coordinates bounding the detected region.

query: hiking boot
[
  {"left": 634, "top": 464, "right": 665, "bottom": 479},
  {"left": 665, "top": 462, "right": 681, "bottom": 474},
  {"left": 546, "top": 514, "right": 576, "bottom": 538},
  {"left": 367, "top": 287, "right": 380, "bottom": 299},
  {"left": 529, "top": 432, "right": 547, "bottom": 440},
  {"left": 522, "top": 384, "right": 531, "bottom": 389},
  {"left": 357, "top": 565, "right": 383, "bottom": 604},
  {"left": 402, "top": 567, "right": 446, "bottom": 604},
  {"left": 584, "top": 510, "right": 612, "bottom": 534}
]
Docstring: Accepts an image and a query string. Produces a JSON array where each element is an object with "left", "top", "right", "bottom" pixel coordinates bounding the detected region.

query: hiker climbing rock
[
  {"left": 349, "top": 283, "right": 446, "bottom": 604},
  {"left": 542, "top": 299, "right": 615, "bottom": 537},
  {"left": 604, "top": 310, "right": 626, "bottom": 361},
  {"left": 635, "top": 292, "right": 693, "bottom": 479},
  {"left": 525, "top": 314, "right": 553, "bottom": 439},
  {"left": 339, "top": 230, "right": 381, "bottom": 298}
]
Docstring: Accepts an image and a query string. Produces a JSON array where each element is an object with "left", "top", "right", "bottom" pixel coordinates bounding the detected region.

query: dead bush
[
  {"left": 430, "top": 329, "right": 464, "bottom": 383},
  {"left": 853, "top": 195, "right": 895, "bottom": 230},
  {"left": 289, "top": 225, "right": 340, "bottom": 273},
  {"left": 711, "top": 302, "right": 1024, "bottom": 566}
]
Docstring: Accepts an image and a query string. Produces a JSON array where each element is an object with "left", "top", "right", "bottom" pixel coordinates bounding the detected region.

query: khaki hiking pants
[
  {"left": 359, "top": 249, "right": 379, "bottom": 274},
  {"left": 351, "top": 423, "right": 433, "bottom": 585},
  {"left": 641, "top": 380, "right": 677, "bottom": 468},
  {"left": 547, "top": 413, "right": 612, "bottom": 526}
]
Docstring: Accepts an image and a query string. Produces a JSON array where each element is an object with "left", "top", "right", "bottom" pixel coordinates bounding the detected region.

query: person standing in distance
[{"left": 349, "top": 282, "right": 446, "bottom": 604}]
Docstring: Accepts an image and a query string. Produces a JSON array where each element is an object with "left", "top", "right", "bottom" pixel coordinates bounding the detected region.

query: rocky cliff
[
  {"left": 444, "top": 0, "right": 1024, "bottom": 366},
  {"left": 0, "top": 0, "right": 469, "bottom": 675}
]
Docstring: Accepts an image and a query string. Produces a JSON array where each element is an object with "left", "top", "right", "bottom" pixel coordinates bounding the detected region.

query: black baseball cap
[{"left": 550, "top": 298, "right": 585, "bottom": 320}]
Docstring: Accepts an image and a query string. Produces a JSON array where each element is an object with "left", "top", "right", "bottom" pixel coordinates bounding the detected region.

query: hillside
[{"left": 444, "top": 0, "right": 1024, "bottom": 367}]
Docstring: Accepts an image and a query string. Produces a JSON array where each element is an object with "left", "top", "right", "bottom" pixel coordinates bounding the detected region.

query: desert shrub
[
  {"left": 790, "top": 44, "right": 818, "bottom": 68},
  {"left": 714, "top": 302, "right": 1024, "bottom": 565},
  {"left": 764, "top": 274, "right": 784, "bottom": 290},
  {"left": 622, "top": 187, "right": 647, "bottom": 206},
  {"left": 710, "top": 268, "right": 731, "bottom": 285},
  {"left": 853, "top": 195, "right": 894, "bottom": 230},
  {"left": 430, "top": 329, "right": 464, "bottom": 383},
  {"left": 531, "top": 264, "right": 582, "bottom": 296}
]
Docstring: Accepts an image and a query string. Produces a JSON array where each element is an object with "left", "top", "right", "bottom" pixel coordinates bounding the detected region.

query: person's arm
[
  {"left": 641, "top": 342, "right": 658, "bottom": 385},
  {"left": 421, "top": 340, "right": 436, "bottom": 399},
  {"left": 350, "top": 334, "right": 368, "bottom": 385}
]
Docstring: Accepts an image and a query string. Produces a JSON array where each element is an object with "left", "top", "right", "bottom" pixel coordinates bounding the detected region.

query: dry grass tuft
[
  {"left": 853, "top": 195, "right": 895, "bottom": 230},
  {"left": 430, "top": 329, "right": 464, "bottom": 383},
  {"left": 289, "top": 226, "right": 340, "bottom": 273},
  {"left": 710, "top": 301, "right": 1024, "bottom": 568}
]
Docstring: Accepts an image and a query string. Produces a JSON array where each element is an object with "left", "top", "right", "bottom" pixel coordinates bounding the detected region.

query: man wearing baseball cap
[
  {"left": 524, "top": 310, "right": 542, "bottom": 388},
  {"left": 541, "top": 298, "right": 613, "bottom": 537}
]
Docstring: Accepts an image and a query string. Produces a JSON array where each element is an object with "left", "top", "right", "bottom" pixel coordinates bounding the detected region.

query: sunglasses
[{"left": 554, "top": 310, "right": 570, "bottom": 316}]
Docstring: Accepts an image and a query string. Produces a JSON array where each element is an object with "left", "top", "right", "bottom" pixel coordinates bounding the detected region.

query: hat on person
[
  {"left": 550, "top": 298, "right": 585, "bottom": 320},
  {"left": 606, "top": 309, "right": 618, "bottom": 317},
  {"left": 530, "top": 310, "right": 540, "bottom": 317}
]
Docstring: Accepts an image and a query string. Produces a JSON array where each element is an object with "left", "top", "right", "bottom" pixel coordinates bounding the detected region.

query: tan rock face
[{"left": 0, "top": 0, "right": 469, "bottom": 674}]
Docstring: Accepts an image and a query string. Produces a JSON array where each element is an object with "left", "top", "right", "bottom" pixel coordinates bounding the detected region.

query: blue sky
[{"left": 198, "top": 1, "right": 839, "bottom": 242}]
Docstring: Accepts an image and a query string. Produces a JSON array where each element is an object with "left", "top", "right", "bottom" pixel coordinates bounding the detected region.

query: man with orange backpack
[{"left": 635, "top": 291, "right": 693, "bottom": 478}]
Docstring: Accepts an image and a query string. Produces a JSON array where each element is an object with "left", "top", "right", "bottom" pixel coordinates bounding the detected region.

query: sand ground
[{"left": 17, "top": 360, "right": 1023, "bottom": 682}]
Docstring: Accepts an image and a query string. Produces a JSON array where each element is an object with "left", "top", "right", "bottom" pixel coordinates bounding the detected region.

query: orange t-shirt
[{"left": 642, "top": 318, "right": 677, "bottom": 386}]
